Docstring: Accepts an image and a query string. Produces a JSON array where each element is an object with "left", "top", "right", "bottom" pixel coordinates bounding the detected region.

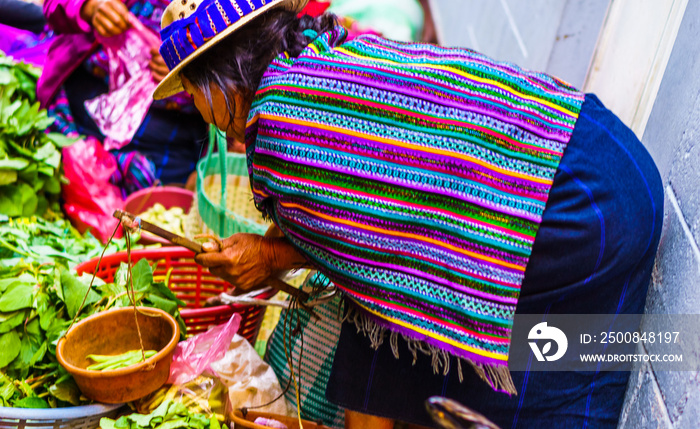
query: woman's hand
[
  {"left": 81, "top": 0, "right": 131, "bottom": 37},
  {"left": 194, "top": 233, "right": 310, "bottom": 292},
  {"left": 195, "top": 233, "right": 273, "bottom": 291},
  {"left": 149, "top": 48, "right": 170, "bottom": 83}
]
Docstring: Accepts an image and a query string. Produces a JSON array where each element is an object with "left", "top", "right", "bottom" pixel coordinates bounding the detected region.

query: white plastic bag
[{"left": 210, "top": 334, "right": 293, "bottom": 416}]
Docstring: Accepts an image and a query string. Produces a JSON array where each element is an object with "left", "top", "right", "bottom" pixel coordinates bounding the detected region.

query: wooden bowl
[
  {"left": 230, "top": 410, "right": 328, "bottom": 429},
  {"left": 56, "top": 307, "right": 179, "bottom": 404}
]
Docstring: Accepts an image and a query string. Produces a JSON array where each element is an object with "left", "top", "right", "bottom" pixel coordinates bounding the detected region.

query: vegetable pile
[
  {"left": 0, "top": 54, "right": 75, "bottom": 217},
  {"left": 100, "top": 400, "right": 227, "bottom": 429},
  {"left": 0, "top": 256, "right": 186, "bottom": 408},
  {"left": 139, "top": 204, "right": 187, "bottom": 237},
  {"left": 0, "top": 215, "right": 131, "bottom": 268}
]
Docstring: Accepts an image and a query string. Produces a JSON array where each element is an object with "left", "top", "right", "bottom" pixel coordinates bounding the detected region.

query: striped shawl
[{"left": 245, "top": 26, "right": 584, "bottom": 393}]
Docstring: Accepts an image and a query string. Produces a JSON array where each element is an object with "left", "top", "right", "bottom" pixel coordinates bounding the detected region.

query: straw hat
[{"left": 154, "top": 0, "right": 308, "bottom": 100}]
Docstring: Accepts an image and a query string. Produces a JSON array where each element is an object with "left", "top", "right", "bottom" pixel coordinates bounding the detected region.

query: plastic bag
[
  {"left": 84, "top": 15, "right": 160, "bottom": 151},
  {"left": 210, "top": 334, "right": 292, "bottom": 416},
  {"left": 133, "top": 375, "right": 228, "bottom": 417},
  {"left": 168, "top": 313, "right": 242, "bottom": 385},
  {"left": 61, "top": 137, "right": 124, "bottom": 243}
]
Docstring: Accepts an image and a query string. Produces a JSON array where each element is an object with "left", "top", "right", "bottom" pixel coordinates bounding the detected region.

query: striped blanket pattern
[{"left": 246, "top": 25, "right": 584, "bottom": 387}]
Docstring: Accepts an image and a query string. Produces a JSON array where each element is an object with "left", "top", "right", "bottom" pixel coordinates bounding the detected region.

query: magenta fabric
[{"left": 0, "top": 23, "right": 50, "bottom": 68}]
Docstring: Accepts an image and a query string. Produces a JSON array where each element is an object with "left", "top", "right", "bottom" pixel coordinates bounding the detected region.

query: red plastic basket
[{"left": 75, "top": 247, "right": 276, "bottom": 343}]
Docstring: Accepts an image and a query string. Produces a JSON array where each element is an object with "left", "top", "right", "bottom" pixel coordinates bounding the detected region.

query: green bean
[{"left": 86, "top": 350, "right": 157, "bottom": 371}]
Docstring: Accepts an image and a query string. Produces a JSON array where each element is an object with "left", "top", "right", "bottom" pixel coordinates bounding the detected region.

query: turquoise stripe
[{"left": 333, "top": 40, "right": 582, "bottom": 112}]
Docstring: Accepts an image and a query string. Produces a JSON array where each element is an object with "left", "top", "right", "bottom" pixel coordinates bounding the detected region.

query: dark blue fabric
[
  {"left": 325, "top": 94, "right": 665, "bottom": 428},
  {"left": 63, "top": 65, "right": 207, "bottom": 185},
  {"left": 0, "top": 0, "right": 46, "bottom": 34}
]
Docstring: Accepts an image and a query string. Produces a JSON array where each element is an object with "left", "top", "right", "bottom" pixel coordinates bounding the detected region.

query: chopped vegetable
[
  {"left": 86, "top": 350, "right": 157, "bottom": 371},
  {"left": 139, "top": 203, "right": 187, "bottom": 237}
]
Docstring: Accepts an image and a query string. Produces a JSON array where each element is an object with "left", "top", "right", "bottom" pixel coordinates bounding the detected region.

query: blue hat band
[{"left": 159, "top": 0, "right": 273, "bottom": 70}]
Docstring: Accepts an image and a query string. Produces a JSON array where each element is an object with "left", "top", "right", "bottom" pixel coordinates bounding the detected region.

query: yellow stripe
[
  {"left": 358, "top": 302, "right": 509, "bottom": 361},
  {"left": 278, "top": 200, "right": 525, "bottom": 271},
  {"left": 252, "top": 187, "right": 269, "bottom": 198},
  {"left": 333, "top": 47, "right": 577, "bottom": 118},
  {"left": 259, "top": 113, "right": 553, "bottom": 186}
]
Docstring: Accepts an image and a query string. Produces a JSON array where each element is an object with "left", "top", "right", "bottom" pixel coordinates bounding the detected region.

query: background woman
[{"left": 39, "top": 0, "right": 208, "bottom": 193}]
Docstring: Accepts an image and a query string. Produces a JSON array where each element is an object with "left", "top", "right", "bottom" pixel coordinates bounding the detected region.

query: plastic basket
[
  {"left": 196, "top": 127, "right": 269, "bottom": 237},
  {"left": 74, "top": 247, "right": 276, "bottom": 341},
  {"left": 0, "top": 403, "right": 122, "bottom": 429}
]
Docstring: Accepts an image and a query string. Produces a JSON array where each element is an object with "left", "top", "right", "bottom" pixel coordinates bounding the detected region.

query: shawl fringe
[{"left": 343, "top": 305, "right": 517, "bottom": 396}]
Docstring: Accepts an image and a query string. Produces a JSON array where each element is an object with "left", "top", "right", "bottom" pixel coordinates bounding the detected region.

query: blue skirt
[{"left": 325, "top": 94, "right": 665, "bottom": 428}]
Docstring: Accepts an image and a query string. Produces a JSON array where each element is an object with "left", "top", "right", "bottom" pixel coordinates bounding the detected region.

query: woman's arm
[
  {"left": 44, "top": 0, "right": 94, "bottom": 34},
  {"left": 418, "top": 0, "right": 437, "bottom": 43},
  {"left": 194, "top": 233, "right": 311, "bottom": 291}
]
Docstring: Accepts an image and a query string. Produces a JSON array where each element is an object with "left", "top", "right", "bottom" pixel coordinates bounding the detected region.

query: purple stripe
[
  {"left": 266, "top": 179, "right": 533, "bottom": 267},
  {"left": 286, "top": 223, "right": 520, "bottom": 304},
  {"left": 254, "top": 142, "right": 546, "bottom": 223},
  {"left": 276, "top": 203, "right": 526, "bottom": 285},
  {"left": 362, "top": 37, "right": 582, "bottom": 96}
]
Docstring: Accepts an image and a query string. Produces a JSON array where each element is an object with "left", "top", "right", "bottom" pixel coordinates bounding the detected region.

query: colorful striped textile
[{"left": 246, "top": 25, "right": 584, "bottom": 392}]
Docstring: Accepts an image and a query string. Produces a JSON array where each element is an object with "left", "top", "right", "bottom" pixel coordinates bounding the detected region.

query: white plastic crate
[{"left": 0, "top": 404, "right": 122, "bottom": 429}]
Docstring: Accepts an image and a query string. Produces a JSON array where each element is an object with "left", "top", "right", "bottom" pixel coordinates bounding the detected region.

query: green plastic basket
[{"left": 196, "top": 127, "right": 269, "bottom": 237}]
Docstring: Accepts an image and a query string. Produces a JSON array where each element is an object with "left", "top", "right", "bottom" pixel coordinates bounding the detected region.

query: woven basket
[{"left": 195, "top": 127, "right": 269, "bottom": 238}]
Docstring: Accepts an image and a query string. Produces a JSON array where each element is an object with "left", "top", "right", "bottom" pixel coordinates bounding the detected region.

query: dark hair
[{"left": 181, "top": 10, "right": 337, "bottom": 130}]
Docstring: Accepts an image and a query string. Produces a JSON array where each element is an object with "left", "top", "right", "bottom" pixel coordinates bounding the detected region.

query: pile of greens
[
  {"left": 100, "top": 401, "right": 226, "bottom": 429},
  {"left": 0, "top": 53, "right": 75, "bottom": 217},
  {"left": 0, "top": 214, "right": 133, "bottom": 268},
  {"left": 0, "top": 259, "right": 186, "bottom": 408}
]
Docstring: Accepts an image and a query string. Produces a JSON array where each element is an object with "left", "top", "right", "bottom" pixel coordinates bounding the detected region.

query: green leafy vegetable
[
  {"left": 61, "top": 271, "right": 100, "bottom": 319},
  {"left": 99, "top": 401, "right": 226, "bottom": 429},
  {"left": 0, "top": 53, "right": 77, "bottom": 217},
  {"left": 0, "top": 331, "right": 20, "bottom": 367},
  {"left": 0, "top": 215, "right": 134, "bottom": 268}
]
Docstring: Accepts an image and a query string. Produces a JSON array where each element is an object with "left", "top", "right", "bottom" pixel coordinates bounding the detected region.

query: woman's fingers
[
  {"left": 149, "top": 48, "right": 170, "bottom": 82},
  {"left": 93, "top": 0, "right": 131, "bottom": 37},
  {"left": 93, "top": 14, "right": 119, "bottom": 37},
  {"left": 194, "top": 250, "right": 229, "bottom": 268},
  {"left": 149, "top": 60, "right": 169, "bottom": 82}
]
